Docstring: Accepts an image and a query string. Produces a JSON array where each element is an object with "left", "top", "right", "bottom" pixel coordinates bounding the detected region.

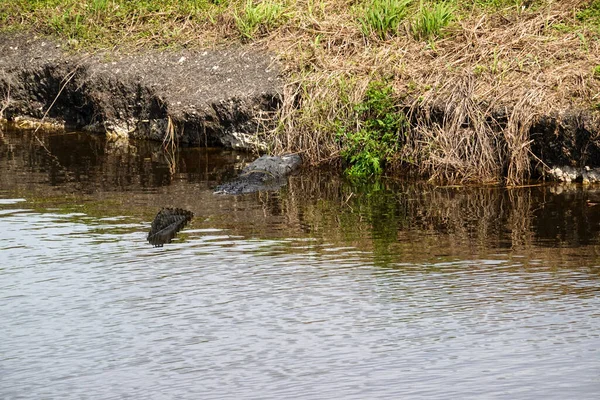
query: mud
[
  {"left": 530, "top": 112, "right": 600, "bottom": 175},
  {"left": 0, "top": 32, "right": 282, "bottom": 150}
]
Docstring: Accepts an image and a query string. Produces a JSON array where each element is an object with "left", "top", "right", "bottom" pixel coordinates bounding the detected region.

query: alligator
[
  {"left": 147, "top": 208, "right": 194, "bottom": 247},
  {"left": 214, "top": 154, "right": 302, "bottom": 195}
]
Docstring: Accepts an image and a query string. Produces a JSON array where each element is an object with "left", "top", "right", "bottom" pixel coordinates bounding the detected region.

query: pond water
[{"left": 1, "top": 126, "right": 599, "bottom": 399}]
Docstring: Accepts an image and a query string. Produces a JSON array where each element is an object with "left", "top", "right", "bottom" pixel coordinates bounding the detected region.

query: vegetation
[
  {"left": 359, "top": 0, "right": 412, "bottom": 39},
  {"left": 412, "top": 1, "right": 455, "bottom": 39},
  {"left": 339, "top": 81, "right": 407, "bottom": 178},
  {"left": 235, "top": 0, "right": 286, "bottom": 40},
  {"left": 1, "top": 0, "right": 600, "bottom": 184},
  {"left": 577, "top": 0, "right": 600, "bottom": 32}
]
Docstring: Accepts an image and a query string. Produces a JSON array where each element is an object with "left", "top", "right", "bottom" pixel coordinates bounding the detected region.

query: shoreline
[{"left": 1, "top": 1, "right": 600, "bottom": 184}]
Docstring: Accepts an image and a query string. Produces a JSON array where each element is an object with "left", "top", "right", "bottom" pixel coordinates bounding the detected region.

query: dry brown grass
[
  {"left": 260, "top": 0, "right": 600, "bottom": 184},
  {"left": 4, "top": 0, "right": 600, "bottom": 184}
]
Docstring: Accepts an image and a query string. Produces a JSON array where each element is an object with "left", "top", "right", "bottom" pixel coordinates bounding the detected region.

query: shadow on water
[
  {"left": 0, "top": 122, "right": 254, "bottom": 192},
  {"left": 2, "top": 125, "right": 600, "bottom": 262}
]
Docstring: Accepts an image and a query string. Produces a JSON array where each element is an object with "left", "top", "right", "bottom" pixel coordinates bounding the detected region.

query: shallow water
[{"left": 1, "top": 127, "right": 599, "bottom": 399}]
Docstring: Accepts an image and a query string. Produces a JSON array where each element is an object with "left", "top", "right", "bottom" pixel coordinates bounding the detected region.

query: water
[{"left": 1, "top": 127, "right": 599, "bottom": 399}]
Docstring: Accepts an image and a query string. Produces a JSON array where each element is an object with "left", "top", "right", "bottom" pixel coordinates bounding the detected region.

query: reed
[{"left": 163, "top": 116, "right": 179, "bottom": 176}]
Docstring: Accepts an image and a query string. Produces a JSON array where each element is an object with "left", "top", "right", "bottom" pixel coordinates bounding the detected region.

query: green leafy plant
[
  {"left": 412, "top": 0, "right": 455, "bottom": 40},
  {"left": 358, "top": 0, "right": 412, "bottom": 40},
  {"left": 234, "top": 0, "right": 285, "bottom": 40},
  {"left": 473, "top": 64, "right": 487, "bottom": 76},
  {"left": 340, "top": 81, "right": 407, "bottom": 178},
  {"left": 593, "top": 65, "right": 600, "bottom": 79},
  {"left": 577, "top": 0, "right": 600, "bottom": 27}
]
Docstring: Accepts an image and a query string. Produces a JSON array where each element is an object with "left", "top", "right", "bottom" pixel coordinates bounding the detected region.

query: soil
[
  {"left": 1, "top": 31, "right": 599, "bottom": 182},
  {"left": 0, "top": 32, "right": 282, "bottom": 150}
]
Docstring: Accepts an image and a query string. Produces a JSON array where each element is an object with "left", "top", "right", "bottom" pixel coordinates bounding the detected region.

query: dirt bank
[
  {"left": 0, "top": 33, "right": 282, "bottom": 150},
  {"left": 2, "top": 2, "right": 600, "bottom": 186}
]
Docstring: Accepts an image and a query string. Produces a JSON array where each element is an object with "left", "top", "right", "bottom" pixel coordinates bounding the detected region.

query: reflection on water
[{"left": 1, "top": 126, "right": 599, "bottom": 399}]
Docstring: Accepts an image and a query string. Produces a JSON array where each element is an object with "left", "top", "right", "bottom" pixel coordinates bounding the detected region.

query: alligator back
[{"left": 147, "top": 208, "right": 194, "bottom": 247}]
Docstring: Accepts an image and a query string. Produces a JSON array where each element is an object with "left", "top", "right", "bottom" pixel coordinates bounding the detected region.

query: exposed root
[{"left": 163, "top": 116, "right": 179, "bottom": 176}]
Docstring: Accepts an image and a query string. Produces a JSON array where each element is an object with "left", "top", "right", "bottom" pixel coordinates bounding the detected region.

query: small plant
[
  {"left": 473, "top": 64, "right": 487, "bottom": 76},
  {"left": 412, "top": 0, "right": 455, "bottom": 40},
  {"left": 340, "top": 81, "right": 407, "bottom": 178},
  {"left": 577, "top": 0, "right": 600, "bottom": 27},
  {"left": 358, "top": 0, "right": 412, "bottom": 40},
  {"left": 593, "top": 65, "right": 600, "bottom": 79},
  {"left": 234, "top": 0, "right": 285, "bottom": 40}
]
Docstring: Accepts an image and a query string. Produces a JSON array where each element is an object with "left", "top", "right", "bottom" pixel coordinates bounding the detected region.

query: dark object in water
[
  {"left": 214, "top": 154, "right": 302, "bottom": 195},
  {"left": 147, "top": 208, "right": 194, "bottom": 247}
]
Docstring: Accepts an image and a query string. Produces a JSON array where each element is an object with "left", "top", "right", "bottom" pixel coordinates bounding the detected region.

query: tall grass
[
  {"left": 412, "top": 0, "right": 455, "bottom": 39},
  {"left": 358, "top": 0, "right": 412, "bottom": 40},
  {"left": 2, "top": 1, "right": 599, "bottom": 184}
]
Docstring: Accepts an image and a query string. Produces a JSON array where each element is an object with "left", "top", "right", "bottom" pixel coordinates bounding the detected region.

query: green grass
[
  {"left": 234, "top": 0, "right": 286, "bottom": 40},
  {"left": 0, "top": 0, "right": 225, "bottom": 47},
  {"left": 412, "top": 1, "right": 455, "bottom": 40},
  {"left": 577, "top": 0, "right": 600, "bottom": 33},
  {"left": 358, "top": 0, "right": 412, "bottom": 40},
  {"left": 546, "top": 1, "right": 600, "bottom": 36}
]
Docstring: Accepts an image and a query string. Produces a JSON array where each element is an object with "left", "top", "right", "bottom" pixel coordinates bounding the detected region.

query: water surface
[{"left": 1, "top": 127, "right": 599, "bottom": 399}]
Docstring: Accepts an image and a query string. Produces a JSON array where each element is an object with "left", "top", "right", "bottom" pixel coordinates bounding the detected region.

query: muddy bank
[
  {"left": 0, "top": 33, "right": 282, "bottom": 150},
  {"left": 2, "top": 31, "right": 600, "bottom": 183}
]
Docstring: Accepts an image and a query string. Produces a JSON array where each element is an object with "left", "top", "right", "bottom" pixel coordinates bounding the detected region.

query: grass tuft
[
  {"left": 358, "top": 0, "right": 412, "bottom": 40},
  {"left": 412, "top": 0, "right": 455, "bottom": 40},
  {"left": 234, "top": 0, "right": 286, "bottom": 40}
]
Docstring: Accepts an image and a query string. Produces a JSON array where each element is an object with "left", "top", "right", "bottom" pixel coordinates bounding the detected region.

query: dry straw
[
  {"left": 4, "top": 0, "right": 600, "bottom": 184},
  {"left": 260, "top": 0, "right": 600, "bottom": 184}
]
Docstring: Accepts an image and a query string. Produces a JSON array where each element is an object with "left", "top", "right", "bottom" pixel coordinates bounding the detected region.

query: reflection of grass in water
[
  {"left": 283, "top": 174, "right": 539, "bottom": 263},
  {"left": 337, "top": 180, "right": 408, "bottom": 264}
]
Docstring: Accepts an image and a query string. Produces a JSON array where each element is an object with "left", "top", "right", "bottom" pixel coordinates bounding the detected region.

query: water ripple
[{"left": 0, "top": 202, "right": 599, "bottom": 400}]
